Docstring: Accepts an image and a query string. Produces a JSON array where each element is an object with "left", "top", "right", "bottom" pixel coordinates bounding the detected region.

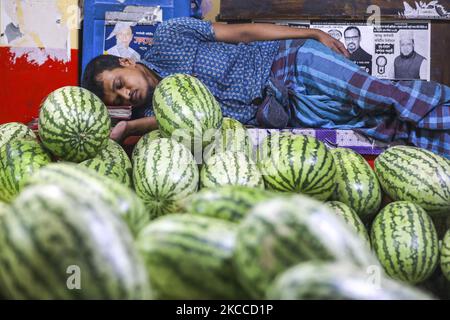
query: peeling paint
[
  {"left": 9, "top": 47, "right": 70, "bottom": 66},
  {"left": 1, "top": 0, "right": 79, "bottom": 65}
]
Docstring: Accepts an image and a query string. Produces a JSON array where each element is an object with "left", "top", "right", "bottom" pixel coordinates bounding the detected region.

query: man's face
[
  {"left": 98, "top": 59, "right": 158, "bottom": 107},
  {"left": 344, "top": 29, "right": 361, "bottom": 54},
  {"left": 400, "top": 39, "right": 414, "bottom": 56},
  {"left": 116, "top": 27, "right": 133, "bottom": 48}
]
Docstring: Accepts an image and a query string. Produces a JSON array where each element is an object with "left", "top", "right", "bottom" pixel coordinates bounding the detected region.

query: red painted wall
[{"left": 0, "top": 48, "right": 79, "bottom": 125}]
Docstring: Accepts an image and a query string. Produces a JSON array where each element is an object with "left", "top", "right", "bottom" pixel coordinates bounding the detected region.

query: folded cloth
[{"left": 256, "top": 77, "right": 291, "bottom": 129}]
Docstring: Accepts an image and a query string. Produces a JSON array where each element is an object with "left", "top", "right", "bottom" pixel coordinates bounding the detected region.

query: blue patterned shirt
[{"left": 139, "top": 17, "right": 280, "bottom": 124}]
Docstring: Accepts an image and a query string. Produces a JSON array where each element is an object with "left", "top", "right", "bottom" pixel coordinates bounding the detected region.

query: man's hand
[
  {"left": 110, "top": 121, "right": 129, "bottom": 143},
  {"left": 315, "top": 30, "right": 350, "bottom": 58},
  {"left": 110, "top": 117, "right": 159, "bottom": 143}
]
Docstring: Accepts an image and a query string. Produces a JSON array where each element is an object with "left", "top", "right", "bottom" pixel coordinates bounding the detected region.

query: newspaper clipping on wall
[
  {"left": 372, "top": 22, "right": 430, "bottom": 81},
  {"left": 262, "top": 20, "right": 431, "bottom": 81}
]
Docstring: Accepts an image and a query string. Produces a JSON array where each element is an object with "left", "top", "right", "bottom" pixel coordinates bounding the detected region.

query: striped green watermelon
[
  {"left": 371, "top": 201, "right": 439, "bottom": 284},
  {"left": 133, "top": 138, "right": 199, "bottom": 218},
  {"left": 258, "top": 133, "right": 336, "bottom": 201},
  {"left": 0, "top": 140, "right": 52, "bottom": 202},
  {"left": 152, "top": 74, "right": 222, "bottom": 151},
  {"left": 200, "top": 151, "right": 264, "bottom": 189},
  {"left": 330, "top": 148, "right": 381, "bottom": 219},
  {"left": 203, "top": 117, "right": 253, "bottom": 162},
  {"left": 24, "top": 163, "right": 149, "bottom": 237},
  {"left": 79, "top": 139, "right": 132, "bottom": 188},
  {"left": 0, "top": 202, "right": 7, "bottom": 219},
  {"left": 0, "top": 183, "right": 151, "bottom": 299},
  {"left": 136, "top": 214, "right": 249, "bottom": 299},
  {"left": 0, "top": 201, "right": 7, "bottom": 298},
  {"left": 0, "top": 201, "right": 9, "bottom": 300},
  {"left": 0, "top": 201, "right": 7, "bottom": 211},
  {"left": 233, "top": 195, "right": 378, "bottom": 299},
  {"left": 375, "top": 146, "right": 450, "bottom": 216},
  {"left": 0, "top": 122, "right": 36, "bottom": 149},
  {"left": 442, "top": 230, "right": 450, "bottom": 281},
  {"left": 38, "top": 86, "right": 111, "bottom": 163},
  {"left": 326, "top": 201, "right": 370, "bottom": 245},
  {"left": 267, "top": 261, "right": 434, "bottom": 300},
  {"left": 0, "top": 199, "right": 6, "bottom": 298},
  {"left": 131, "top": 130, "right": 163, "bottom": 167},
  {"left": 256, "top": 131, "right": 292, "bottom": 163},
  {"left": 179, "top": 185, "right": 278, "bottom": 222},
  {"left": 0, "top": 201, "right": 7, "bottom": 245}
]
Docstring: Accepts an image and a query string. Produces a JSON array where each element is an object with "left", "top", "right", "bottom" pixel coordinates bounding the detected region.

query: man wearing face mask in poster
[
  {"left": 344, "top": 26, "right": 372, "bottom": 74},
  {"left": 394, "top": 30, "right": 428, "bottom": 80}
]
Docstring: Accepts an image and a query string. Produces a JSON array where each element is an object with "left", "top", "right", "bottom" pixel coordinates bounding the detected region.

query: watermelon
[
  {"left": 233, "top": 195, "right": 379, "bottom": 299},
  {"left": 38, "top": 86, "right": 111, "bottom": 163},
  {"left": 258, "top": 133, "right": 336, "bottom": 201},
  {"left": 0, "top": 140, "right": 52, "bottom": 202},
  {"left": 136, "top": 214, "right": 249, "bottom": 299},
  {"left": 0, "top": 201, "right": 7, "bottom": 230},
  {"left": 256, "top": 131, "right": 292, "bottom": 163},
  {"left": 200, "top": 151, "right": 264, "bottom": 189},
  {"left": 326, "top": 201, "right": 370, "bottom": 245},
  {"left": 179, "top": 185, "right": 279, "bottom": 222},
  {"left": 0, "top": 183, "right": 151, "bottom": 299},
  {"left": 267, "top": 261, "right": 434, "bottom": 300},
  {"left": 371, "top": 201, "right": 439, "bottom": 284},
  {"left": 375, "top": 146, "right": 450, "bottom": 216},
  {"left": 79, "top": 139, "right": 132, "bottom": 188},
  {"left": 330, "top": 148, "right": 381, "bottom": 219},
  {"left": 132, "top": 138, "right": 199, "bottom": 218},
  {"left": 0, "top": 201, "right": 7, "bottom": 298},
  {"left": 442, "top": 230, "right": 450, "bottom": 281},
  {"left": 24, "top": 163, "right": 149, "bottom": 237},
  {"left": 152, "top": 74, "right": 222, "bottom": 151},
  {"left": 131, "top": 130, "right": 163, "bottom": 166},
  {"left": 0, "top": 201, "right": 7, "bottom": 217},
  {"left": 0, "top": 122, "right": 36, "bottom": 149},
  {"left": 203, "top": 117, "right": 253, "bottom": 162}
]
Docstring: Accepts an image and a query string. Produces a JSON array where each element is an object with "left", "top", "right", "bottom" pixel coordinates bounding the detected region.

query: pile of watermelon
[{"left": 0, "top": 75, "right": 449, "bottom": 300}]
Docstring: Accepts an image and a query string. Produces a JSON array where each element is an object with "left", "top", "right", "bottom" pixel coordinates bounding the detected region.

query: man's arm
[
  {"left": 212, "top": 23, "right": 349, "bottom": 57},
  {"left": 110, "top": 117, "right": 158, "bottom": 142},
  {"left": 126, "top": 116, "right": 159, "bottom": 135}
]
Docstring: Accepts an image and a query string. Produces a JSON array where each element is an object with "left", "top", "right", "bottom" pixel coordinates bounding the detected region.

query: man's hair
[
  {"left": 81, "top": 54, "right": 123, "bottom": 100},
  {"left": 344, "top": 26, "right": 361, "bottom": 38}
]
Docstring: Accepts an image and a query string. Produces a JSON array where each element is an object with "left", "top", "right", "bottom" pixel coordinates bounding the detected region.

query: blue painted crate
[{"left": 82, "top": 0, "right": 192, "bottom": 73}]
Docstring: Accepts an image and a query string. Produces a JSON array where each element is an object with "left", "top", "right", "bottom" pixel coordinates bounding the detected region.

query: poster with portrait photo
[
  {"left": 373, "top": 22, "right": 430, "bottom": 81},
  {"left": 251, "top": 19, "right": 431, "bottom": 81},
  {"left": 103, "top": 6, "right": 163, "bottom": 62},
  {"left": 104, "top": 22, "right": 160, "bottom": 62},
  {"left": 310, "top": 21, "right": 375, "bottom": 75}
]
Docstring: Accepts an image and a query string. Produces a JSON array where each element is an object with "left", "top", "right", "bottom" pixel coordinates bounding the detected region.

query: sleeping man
[{"left": 82, "top": 17, "right": 450, "bottom": 159}]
